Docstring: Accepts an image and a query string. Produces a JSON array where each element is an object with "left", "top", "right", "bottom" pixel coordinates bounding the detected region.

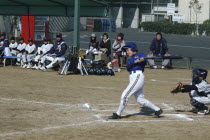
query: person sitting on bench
[
  {"left": 147, "top": 32, "right": 171, "bottom": 69},
  {"left": 9, "top": 37, "right": 18, "bottom": 56},
  {"left": 99, "top": 33, "right": 111, "bottom": 61},
  {"left": 16, "top": 37, "right": 27, "bottom": 66},
  {"left": 22, "top": 39, "right": 36, "bottom": 69},
  {"left": 0, "top": 32, "right": 9, "bottom": 63},
  {"left": 86, "top": 33, "right": 99, "bottom": 60},
  {"left": 41, "top": 33, "right": 67, "bottom": 71}
]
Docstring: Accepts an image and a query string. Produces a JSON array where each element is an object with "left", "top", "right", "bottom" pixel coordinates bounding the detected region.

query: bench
[
  {"left": 145, "top": 56, "right": 192, "bottom": 69},
  {"left": 3, "top": 56, "right": 66, "bottom": 67}
]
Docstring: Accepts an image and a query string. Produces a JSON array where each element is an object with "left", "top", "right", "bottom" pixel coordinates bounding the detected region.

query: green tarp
[{"left": 0, "top": 0, "right": 108, "bottom": 17}]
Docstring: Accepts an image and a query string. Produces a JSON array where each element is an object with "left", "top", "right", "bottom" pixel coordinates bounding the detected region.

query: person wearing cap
[
  {"left": 22, "top": 39, "right": 36, "bottom": 69},
  {"left": 109, "top": 42, "right": 163, "bottom": 119},
  {"left": 32, "top": 37, "right": 53, "bottom": 70},
  {"left": 112, "top": 33, "right": 126, "bottom": 66},
  {"left": 9, "top": 37, "right": 18, "bottom": 56},
  {"left": 16, "top": 37, "right": 26, "bottom": 65},
  {"left": 86, "top": 33, "right": 99, "bottom": 59},
  {"left": 0, "top": 32, "right": 9, "bottom": 62},
  {"left": 147, "top": 32, "right": 171, "bottom": 69},
  {"left": 41, "top": 33, "right": 67, "bottom": 71}
]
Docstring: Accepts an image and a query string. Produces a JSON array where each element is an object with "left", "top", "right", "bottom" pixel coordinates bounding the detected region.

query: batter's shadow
[{"left": 121, "top": 107, "right": 165, "bottom": 118}]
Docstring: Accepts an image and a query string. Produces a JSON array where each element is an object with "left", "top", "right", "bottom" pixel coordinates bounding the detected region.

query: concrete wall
[{"left": 179, "top": 0, "right": 210, "bottom": 24}]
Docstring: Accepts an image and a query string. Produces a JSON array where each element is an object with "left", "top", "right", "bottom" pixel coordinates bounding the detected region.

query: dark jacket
[
  {"left": 49, "top": 40, "right": 67, "bottom": 57},
  {"left": 89, "top": 39, "right": 99, "bottom": 50},
  {"left": 150, "top": 37, "right": 168, "bottom": 56},
  {"left": 0, "top": 38, "right": 9, "bottom": 51},
  {"left": 99, "top": 39, "right": 111, "bottom": 56}
]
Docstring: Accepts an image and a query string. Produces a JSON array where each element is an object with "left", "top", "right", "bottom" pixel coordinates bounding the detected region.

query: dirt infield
[{"left": 0, "top": 66, "right": 210, "bottom": 140}]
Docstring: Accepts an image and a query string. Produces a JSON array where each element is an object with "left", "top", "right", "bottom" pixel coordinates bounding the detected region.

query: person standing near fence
[{"left": 147, "top": 32, "right": 171, "bottom": 69}]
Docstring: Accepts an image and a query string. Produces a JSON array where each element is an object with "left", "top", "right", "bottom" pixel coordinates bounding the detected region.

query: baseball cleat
[
  {"left": 153, "top": 109, "right": 163, "bottom": 118},
  {"left": 150, "top": 66, "right": 157, "bottom": 69},
  {"left": 161, "top": 66, "right": 167, "bottom": 69},
  {"left": 26, "top": 65, "right": 31, "bottom": 69},
  {"left": 197, "top": 109, "right": 209, "bottom": 115},
  {"left": 41, "top": 67, "right": 47, "bottom": 72},
  {"left": 108, "top": 113, "right": 121, "bottom": 119},
  {"left": 22, "top": 64, "right": 27, "bottom": 68}
]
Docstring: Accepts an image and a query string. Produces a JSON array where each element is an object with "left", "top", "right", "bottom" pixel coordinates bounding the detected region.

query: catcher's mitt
[{"left": 171, "top": 82, "right": 183, "bottom": 94}]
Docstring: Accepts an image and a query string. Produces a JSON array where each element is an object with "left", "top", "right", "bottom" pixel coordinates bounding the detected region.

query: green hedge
[
  {"left": 141, "top": 22, "right": 196, "bottom": 35},
  {"left": 198, "top": 19, "right": 210, "bottom": 36}
]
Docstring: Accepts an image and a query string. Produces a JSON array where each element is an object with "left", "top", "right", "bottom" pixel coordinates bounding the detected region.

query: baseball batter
[
  {"left": 171, "top": 68, "right": 210, "bottom": 115},
  {"left": 109, "top": 42, "right": 163, "bottom": 119}
]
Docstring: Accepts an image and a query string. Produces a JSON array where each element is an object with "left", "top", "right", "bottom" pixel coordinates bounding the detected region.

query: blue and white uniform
[
  {"left": 45, "top": 39, "right": 67, "bottom": 69},
  {"left": 9, "top": 42, "right": 18, "bottom": 56},
  {"left": 116, "top": 49, "right": 160, "bottom": 116},
  {"left": 22, "top": 44, "right": 36, "bottom": 68},
  {"left": 16, "top": 43, "right": 27, "bottom": 62}
]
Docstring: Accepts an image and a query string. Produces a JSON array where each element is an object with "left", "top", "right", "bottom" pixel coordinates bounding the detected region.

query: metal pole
[
  {"left": 73, "top": 0, "right": 80, "bottom": 55},
  {"left": 109, "top": 5, "right": 113, "bottom": 60},
  {"left": 157, "top": 0, "right": 159, "bottom": 22},
  {"left": 151, "top": 0, "right": 153, "bottom": 21}
]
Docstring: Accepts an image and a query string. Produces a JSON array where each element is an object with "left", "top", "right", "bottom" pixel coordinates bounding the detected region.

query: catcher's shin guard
[{"left": 190, "top": 98, "right": 208, "bottom": 111}]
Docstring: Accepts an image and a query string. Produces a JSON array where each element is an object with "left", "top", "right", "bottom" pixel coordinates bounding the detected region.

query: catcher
[{"left": 171, "top": 68, "right": 210, "bottom": 115}]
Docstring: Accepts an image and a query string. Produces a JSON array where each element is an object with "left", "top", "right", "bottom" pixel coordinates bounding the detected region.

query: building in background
[{"left": 179, "top": 0, "right": 210, "bottom": 24}]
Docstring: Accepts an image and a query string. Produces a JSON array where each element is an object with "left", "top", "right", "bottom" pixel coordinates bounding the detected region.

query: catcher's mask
[{"left": 192, "top": 68, "right": 208, "bottom": 84}]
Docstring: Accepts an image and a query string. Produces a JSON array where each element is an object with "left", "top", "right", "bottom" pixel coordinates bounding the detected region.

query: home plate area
[{"left": 85, "top": 103, "right": 207, "bottom": 123}]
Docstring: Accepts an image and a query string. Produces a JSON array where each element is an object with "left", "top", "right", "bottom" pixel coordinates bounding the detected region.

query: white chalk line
[
  {"left": 0, "top": 120, "right": 102, "bottom": 137},
  {"left": 161, "top": 103, "right": 175, "bottom": 111},
  {"left": 83, "top": 86, "right": 115, "bottom": 90},
  {"left": 0, "top": 103, "right": 196, "bottom": 137},
  {"left": 0, "top": 97, "right": 83, "bottom": 108}
]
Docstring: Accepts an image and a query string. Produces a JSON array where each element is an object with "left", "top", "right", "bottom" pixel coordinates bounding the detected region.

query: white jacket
[
  {"left": 9, "top": 42, "right": 18, "bottom": 50},
  {"left": 25, "top": 44, "right": 36, "bottom": 54},
  {"left": 17, "top": 43, "right": 26, "bottom": 52}
]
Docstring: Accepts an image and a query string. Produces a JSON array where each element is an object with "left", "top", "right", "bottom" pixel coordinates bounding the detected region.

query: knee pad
[{"left": 190, "top": 98, "right": 206, "bottom": 110}]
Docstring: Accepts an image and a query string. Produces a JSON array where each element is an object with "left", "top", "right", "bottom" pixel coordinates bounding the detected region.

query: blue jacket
[
  {"left": 49, "top": 40, "right": 67, "bottom": 57},
  {"left": 126, "top": 53, "right": 147, "bottom": 72},
  {"left": 0, "top": 38, "right": 9, "bottom": 51},
  {"left": 150, "top": 38, "right": 168, "bottom": 56}
]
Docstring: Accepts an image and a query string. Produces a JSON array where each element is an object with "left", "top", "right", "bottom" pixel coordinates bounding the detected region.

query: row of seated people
[
  {"left": 1, "top": 32, "right": 67, "bottom": 71},
  {"left": 85, "top": 32, "right": 171, "bottom": 69}
]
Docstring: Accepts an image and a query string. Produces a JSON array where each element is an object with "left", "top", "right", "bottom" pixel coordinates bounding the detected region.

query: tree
[{"left": 189, "top": 0, "right": 203, "bottom": 24}]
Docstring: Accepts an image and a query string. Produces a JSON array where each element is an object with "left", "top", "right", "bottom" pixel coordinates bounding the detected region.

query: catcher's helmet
[
  {"left": 192, "top": 68, "right": 208, "bottom": 84},
  {"left": 193, "top": 68, "right": 208, "bottom": 79}
]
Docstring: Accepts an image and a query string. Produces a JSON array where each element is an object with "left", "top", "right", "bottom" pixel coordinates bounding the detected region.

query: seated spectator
[
  {"left": 22, "top": 39, "right": 36, "bottom": 69},
  {"left": 9, "top": 37, "right": 18, "bottom": 56},
  {"left": 0, "top": 32, "right": 9, "bottom": 62},
  {"left": 32, "top": 37, "right": 53, "bottom": 70},
  {"left": 99, "top": 33, "right": 111, "bottom": 60},
  {"left": 112, "top": 33, "right": 125, "bottom": 66},
  {"left": 86, "top": 33, "right": 99, "bottom": 59},
  {"left": 41, "top": 33, "right": 67, "bottom": 71},
  {"left": 147, "top": 32, "right": 171, "bottom": 69},
  {"left": 16, "top": 37, "right": 26, "bottom": 66}
]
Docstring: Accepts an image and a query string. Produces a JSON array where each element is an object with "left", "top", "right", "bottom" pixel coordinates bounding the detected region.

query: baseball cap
[
  {"left": 122, "top": 42, "right": 138, "bottom": 52},
  {"left": 28, "top": 38, "right": 33, "bottom": 42},
  {"left": 56, "top": 33, "right": 62, "bottom": 38}
]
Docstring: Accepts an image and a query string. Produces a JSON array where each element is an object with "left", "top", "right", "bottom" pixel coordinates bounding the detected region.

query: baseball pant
[
  {"left": 17, "top": 53, "right": 25, "bottom": 62},
  {"left": 147, "top": 53, "right": 170, "bottom": 67},
  {"left": 45, "top": 55, "right": 65, "bottom": 69},
  {"left": 116, "top": 70, "right": 160, "bottom": 116},
  {"left": 34, "top": 55, "right": 46, "bottom": 64},
  {"left": 190, "top": 90, "right": 210, "bottom": 105},
  {"left": 22, "top": 54, "right": 35, "bottom": 63}
]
